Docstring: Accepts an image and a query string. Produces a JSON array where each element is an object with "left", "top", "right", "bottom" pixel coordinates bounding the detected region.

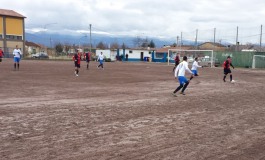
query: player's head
[
  {"left": 195, "top": 57, "right": 198, "bottom": 61},
  {"left": 227, "top": 56, "right": 231, "bottom": 59},
  {"left": 183, "top": 56, "right": 187, "bottom": 61}
]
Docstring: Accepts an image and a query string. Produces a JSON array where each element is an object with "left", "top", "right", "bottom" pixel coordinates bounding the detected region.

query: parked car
[
  {"left": 31, "top": 52, "right": 49, "bottom": 59},
  {"left": 199, "top": 57, "right": 220, "bottom": 67}
]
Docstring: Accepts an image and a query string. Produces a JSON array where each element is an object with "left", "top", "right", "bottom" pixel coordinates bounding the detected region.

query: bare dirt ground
[{"left": 0, "top": 58, "right": 265, "bottom": 160}]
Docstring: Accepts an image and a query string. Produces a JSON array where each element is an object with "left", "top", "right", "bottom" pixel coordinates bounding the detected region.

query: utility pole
[
  {"left": 236, "top": 26, "right": 239, "bottom": 51},
  {"left": 89, "top": 24, "right": 92, "bottom": 52},
  {"left": 259, "top": 25, "right": 262, "bottom": 51},
  {"left": 195, "top": 29, "right": 198, "bottom": 49},
  {"left": 213, "top": 28, "right": 216, "bottom": 51}
]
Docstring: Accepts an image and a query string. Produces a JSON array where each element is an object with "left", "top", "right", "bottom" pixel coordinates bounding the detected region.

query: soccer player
[
  {"left": 13, "top": 45, "right": 22, "bottom": 70},
  {"left": 73, "top": 51, "right": 81, "bottom": 76},
  {"left": 172, "top": 56, "right": 194, "bottom": 96},
  {"left": 85, "top": 52, "right": 90, "bottom": 69},
  {"left": 223, "top": 56, "right": 234, "bottom": 82},
  {"left": 97, "top": 52, "right": 104, "bottom": 69},
  {"left": 0, "top": 47, "right": 4, "bottom": 63},
  {"left": 191, "top": 57, "right": 203, "bottom": 77},
  {"left": 173, "top": 53, "right": 180, "bottom": 72}
]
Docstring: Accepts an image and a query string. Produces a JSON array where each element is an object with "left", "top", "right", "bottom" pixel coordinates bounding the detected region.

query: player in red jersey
[
  {"left": 73, "top": 50, "right": 81, "bottom": 76},
  {"left": 0, "top": 47, "right": 4, "bottom": 63},
  {"left": 223, "top": 56, "right": 234, "bottom": 82}
]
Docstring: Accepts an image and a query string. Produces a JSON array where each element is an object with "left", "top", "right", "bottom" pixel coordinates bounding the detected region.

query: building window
[
  {"left": 0, "top": 34, "right": 2, "bottom": 39},
  {"left": 6, "top": 35, "right": 23, "bottom": 40}
]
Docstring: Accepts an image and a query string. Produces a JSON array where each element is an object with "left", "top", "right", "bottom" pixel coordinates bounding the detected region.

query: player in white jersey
[
  {"left": 191, "top": 57, "right": 203, "bottom": 76},
  {"left": 172, "top": 56, "right": 194, "bottom": 96},
  {"left": 13, "top": 45, "right": 22, "bottom": 70},
  {"left": 97, "top": 52, "right": 104, "bottom": 69}
]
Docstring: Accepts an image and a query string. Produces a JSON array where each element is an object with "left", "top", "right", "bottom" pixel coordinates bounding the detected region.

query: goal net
[
  {"left": 167, "top": 49, "right": 214, "bottom": 67},
  {"left": 252, "top": 55, "right": 265, "bottom": 69}
]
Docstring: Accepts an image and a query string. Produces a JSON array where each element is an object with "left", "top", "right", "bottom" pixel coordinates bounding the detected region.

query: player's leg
[
  {"left": 228, "top": 69, "right": 232, "bottom": 81},
  {"left": 172, "top": 76, "right": 184, "bottom": 96},
  {"left": 180, "top": 77, "right": 189, "bottom": 95},
  {"left": 223, "top": 69, "right": 228, "bottom": 82}
]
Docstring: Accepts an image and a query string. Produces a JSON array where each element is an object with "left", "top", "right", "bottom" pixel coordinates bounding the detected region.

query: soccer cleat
[
  {"left": 180, "top": 92, "right": 186, "bottom": 95},
  {"left": 171, "top": 93, "right": 177, "bottom": 97},
  {"left": 223, "top": 79, "right": 226, "bottom": 82}
]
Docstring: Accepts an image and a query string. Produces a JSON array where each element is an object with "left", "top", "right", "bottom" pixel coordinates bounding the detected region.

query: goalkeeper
[
  {"left": 223, "top": 56, "right": 234, "bottom": 82},
  {"left": 172, "top": 56, "right": 194, "bottom": 96}
]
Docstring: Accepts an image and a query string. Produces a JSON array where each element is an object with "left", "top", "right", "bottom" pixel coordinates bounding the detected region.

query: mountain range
[{"left": 25, "top": 32, "right": 195, "bottom": 48}]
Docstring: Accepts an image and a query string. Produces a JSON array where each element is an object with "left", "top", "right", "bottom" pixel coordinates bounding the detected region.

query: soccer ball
[{"left": 231, "top": 80, "right": 235, "bottom": 83}]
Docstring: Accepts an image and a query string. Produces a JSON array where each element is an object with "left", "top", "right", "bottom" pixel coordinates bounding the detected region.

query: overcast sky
[{"left": 1, "top": 0, "right": 265, "bottom": 43}]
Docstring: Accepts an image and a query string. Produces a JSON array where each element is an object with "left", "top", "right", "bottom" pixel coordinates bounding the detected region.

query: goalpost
[
  {"left": 167, "top": 49, "right": 214, "bottom": 67},
  {"left": 252, "top": 55, "right": 265, "bottom": 69}
]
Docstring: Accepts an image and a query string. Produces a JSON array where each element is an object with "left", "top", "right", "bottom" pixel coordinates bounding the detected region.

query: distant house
[
  {"left": 0, "top": 9, "right": 26, "bottom": 56},
  {"left": 25, "top": 41, "right": 42, "bottom": 56},
  {"left": 154, "top": 46, "right": 192, "bottom": 63},
  {"left": 198, "top": 42, "right": 226, "bottom": 51}
]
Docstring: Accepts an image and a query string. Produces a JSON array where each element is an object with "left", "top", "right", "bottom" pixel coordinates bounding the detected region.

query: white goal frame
[
  {"left": 252, "top": 55, "right": 265, "bottom": 69},
  {"left": 167, "top": 49, "right": 214, "bottom": 68}
]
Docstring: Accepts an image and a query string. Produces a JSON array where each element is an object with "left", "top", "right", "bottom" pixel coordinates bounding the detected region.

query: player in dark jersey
[
  {"left": 73, "top": 51, "right": 81, "bottom": 76},
  {"left": 173, "top": 53, "right": 180, "bottom": 72},
  {"left": 0, "top": 47, "right": 4, "bottom": 63},
  {"left": 85, "top": 52, "right": 90, "bottom": 70},
  {"left": 223, "top": 56, "right": 234, "bottom": 82}
]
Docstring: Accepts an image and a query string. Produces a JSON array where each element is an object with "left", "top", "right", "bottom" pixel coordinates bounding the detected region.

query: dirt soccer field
[{"left": 0, "top": 58, "right": 265, "bottom": 160}]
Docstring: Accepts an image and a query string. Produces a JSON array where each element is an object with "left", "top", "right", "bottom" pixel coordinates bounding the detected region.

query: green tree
[
  {"left": 149, "top": 40, "right": 156, "bottom": 48},
  {"left": 55, "top": 43, "right": 63, "bottom": 55},
  {"left": 96, "top": 41, "right": 107, "bottom": 49}
]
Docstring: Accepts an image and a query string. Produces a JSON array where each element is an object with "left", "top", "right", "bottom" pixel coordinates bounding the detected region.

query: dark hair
[
  {"left": 183, "top": 56, "right": 187, "bottom": 61},
  {"left": 227, "top": 56, "right": 231, "bottom": 58},
  {"left": 195, "top": 57, "right": 198, "bottom": 61}
]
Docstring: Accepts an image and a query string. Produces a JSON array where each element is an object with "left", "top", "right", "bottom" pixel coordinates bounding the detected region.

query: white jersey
[
  {"left": 191, "top": 61, "right": 202, "bottom": 70},
  {"left": 13, "top": 49, "right": 22, "bottom": 58},
  {"left": 174, "top": 61, "right": 193, "bottom": 77},
  {"left": 98, "top": 54, "right": 104, "bottom": 61}
]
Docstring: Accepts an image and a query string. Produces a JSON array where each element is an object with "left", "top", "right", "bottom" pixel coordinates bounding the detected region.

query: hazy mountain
[{"left": 25, "top": 32, "right": 194, "bottom": 48}]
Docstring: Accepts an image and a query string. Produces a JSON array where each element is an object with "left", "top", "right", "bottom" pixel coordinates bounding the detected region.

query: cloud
[{"left": 1, "top": 0, "right": 265, "bottom": 43}]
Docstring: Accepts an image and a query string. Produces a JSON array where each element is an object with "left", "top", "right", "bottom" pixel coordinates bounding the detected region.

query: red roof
[{"left": 0, "top": 9, "right": 26, "bottom": 18}]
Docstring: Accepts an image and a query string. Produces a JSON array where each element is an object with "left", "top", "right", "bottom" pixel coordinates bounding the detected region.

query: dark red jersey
[
  {"left": 85, "top": 52, "right": 90, "bottom": 60},
  {"left": 175, "top": 55, "right": 180, "bottom": 63},
  {"left": 73, "top": 54, "right": 81, "bottom": 64},
  {"left": 0, "top": 49, "right": 4, "bottom": 57},
  {"left": 223, "top": 59, "right": 233, "bottom": 69}
]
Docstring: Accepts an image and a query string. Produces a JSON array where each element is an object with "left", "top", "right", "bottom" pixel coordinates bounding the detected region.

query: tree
[
  {"left": 121, "top": 43, "right": 128, "bottom": 49},
  {"left": 55, "top": 43, "right": 63, "bottom": 55},
  {"left": 64, "top": 43, "right": 71, "bottom": 55},
  {"left": 110, "top": 42, "right": 120, "bottom": 49},
  {"left": 149, "top": 40, "right": 156, "bottom": 48},
  {"left": 96, "top": 41, "right": 107, "bottom": 49}
]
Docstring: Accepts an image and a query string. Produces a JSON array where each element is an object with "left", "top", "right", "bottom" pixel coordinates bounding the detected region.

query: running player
[
  {"left": 85, "top": 52, "right": 90, "bottom": 70},
  {"left": 0, "top": 47, "right": 4, "bottom": 63},
  {"left": 73, "top": 51, "right": 81, "bottom": 76},
  {"left": 97, "top": 52, "right": 104, "bottom": 69},
  {"left": 223, "top": 56, "right": 234, "bottom": 82},
  {"left": 191, "top": 57, "right": 203, "bottom": 76},
  {"left": 172, "top": 53, "right": 180, "bottom": 72},
  {"left": 13, "top": 45, "right": 22, "bottom": 70},
  {"left": 172, "top": 56, "right": 194, "bottom": 96}
]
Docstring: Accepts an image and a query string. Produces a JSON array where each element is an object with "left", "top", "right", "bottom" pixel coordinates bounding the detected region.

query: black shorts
[
  {"left": 74, "top": 62, "right": 80, "bottom": 68},
  {"left": 175, "top": 62, "right": 179, "bottom": 66},
  {"left": 224, "top": 68, "right": 231, "bottom": 74},
  {"left": 86, "top": 59, "right": 90, "bottom": 63}
]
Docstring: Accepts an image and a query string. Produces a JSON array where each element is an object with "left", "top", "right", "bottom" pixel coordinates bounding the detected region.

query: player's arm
[
  {"left": 185, "top": 62, "right": 193, "bottom": 74},
  {"left": 230, "top": 62, "right": 235, "bottom": 69},
  {"left": 174, "top": 64, "right": 180, "bottom": 78}
]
